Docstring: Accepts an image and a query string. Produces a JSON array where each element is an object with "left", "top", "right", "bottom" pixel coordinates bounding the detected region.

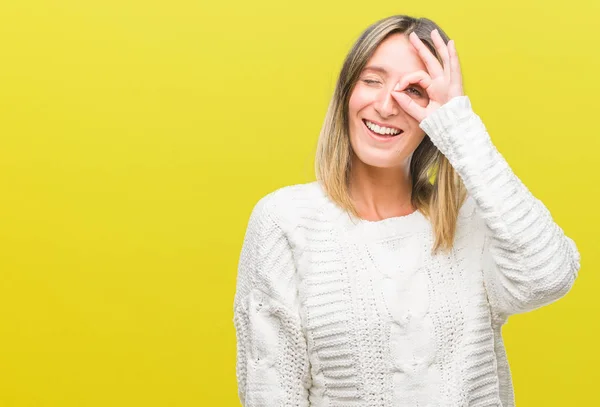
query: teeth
[{"left": 365, "top": 120, "right": 401, "bottom": 135}]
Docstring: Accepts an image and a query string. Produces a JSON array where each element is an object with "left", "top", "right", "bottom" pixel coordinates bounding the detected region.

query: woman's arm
[
  {"left": 420, "top": 96, "right": 581, "bottom": 317},
  {"left": 233, "top": 192, "right": 311, "bottom": 406}
]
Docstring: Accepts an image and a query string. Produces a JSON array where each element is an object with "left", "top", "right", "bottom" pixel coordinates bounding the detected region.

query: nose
[{"left": 373, "top": 87, "right": 399, "bottom": 118}]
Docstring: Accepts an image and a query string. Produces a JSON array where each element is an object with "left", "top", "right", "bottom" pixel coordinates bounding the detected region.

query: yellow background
[{"left": 1, "top": 0, "right": 598, "bottom": 405}]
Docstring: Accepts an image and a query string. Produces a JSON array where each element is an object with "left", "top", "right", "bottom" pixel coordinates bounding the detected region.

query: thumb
[{"left": 391, "top": 91, "right": 426, "bottom": 122}]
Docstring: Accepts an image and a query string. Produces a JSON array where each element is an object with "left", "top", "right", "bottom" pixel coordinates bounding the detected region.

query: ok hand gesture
[{"left": 391, "top": 29, "right": 464, "bottom": 122}]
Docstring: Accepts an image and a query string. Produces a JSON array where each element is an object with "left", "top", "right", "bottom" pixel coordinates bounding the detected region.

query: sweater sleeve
[
  {"left": 419, "top": 96, "right": 581, "bottom": 317},
  {"left": 233, "top": 192, "right": 311, "bottom": 406}
]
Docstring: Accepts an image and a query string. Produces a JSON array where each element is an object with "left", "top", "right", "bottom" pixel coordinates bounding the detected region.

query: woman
[{"left": 233, "top": 15, "right": 580, "bottom": 407}]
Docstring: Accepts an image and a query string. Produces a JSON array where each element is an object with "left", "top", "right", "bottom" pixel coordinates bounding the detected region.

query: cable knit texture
[{"left": 233, "top": 96, "right": 581, "bottom": 407}]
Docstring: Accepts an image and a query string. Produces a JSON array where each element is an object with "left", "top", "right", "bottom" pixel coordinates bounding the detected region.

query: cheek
[
  {"left": 416, "top": 96, "right": 429, "bottom": 108},
  {"left": 401, "top": 110, "right": 421, "bottom": 129},
  {"left": 348, "top": 87, "right": 371, "bottom": 116},
  {"left": 405, "top": 93, "right": 429, "bottom": 109}
]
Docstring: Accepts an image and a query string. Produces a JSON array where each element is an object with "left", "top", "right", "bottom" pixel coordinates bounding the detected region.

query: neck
[{"left": 349, "top": 155, "right": 415, "bottom": 221}]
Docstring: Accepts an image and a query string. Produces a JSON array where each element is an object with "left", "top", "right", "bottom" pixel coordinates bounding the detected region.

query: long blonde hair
[{"left": 315, "top": 15, "right": 467, "bottom": 255}]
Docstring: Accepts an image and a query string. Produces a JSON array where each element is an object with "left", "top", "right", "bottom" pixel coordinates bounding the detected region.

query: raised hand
[{"left": 391, "top": 29, "right": 464, "bottom": 122}]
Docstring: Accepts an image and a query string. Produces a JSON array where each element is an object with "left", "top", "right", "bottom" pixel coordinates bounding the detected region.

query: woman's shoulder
[
  {"left": 256, "top": 180, "right": 324, "bottom": 211},
  {"left": 262, "top": 180, "right": 323, "bottom": 203},
  {"left": 250, "top": 181, "right": 329, "bottom": 231}
]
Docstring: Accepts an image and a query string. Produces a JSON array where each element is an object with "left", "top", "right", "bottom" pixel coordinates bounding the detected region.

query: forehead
[{"left": 363, "top": 33, "right": 427, "bottom": 77}]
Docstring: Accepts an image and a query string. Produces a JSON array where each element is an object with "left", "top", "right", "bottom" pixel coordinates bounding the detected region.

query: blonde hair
[{"left": 315, "top": 15, "right": 467, "bottom": 255}]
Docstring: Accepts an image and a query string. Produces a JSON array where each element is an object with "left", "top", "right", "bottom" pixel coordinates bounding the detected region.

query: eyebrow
[{"left": 362, "top": 65, "right": 389, "bottom": 75}]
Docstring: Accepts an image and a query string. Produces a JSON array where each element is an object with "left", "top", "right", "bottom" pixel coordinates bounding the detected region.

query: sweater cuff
[
  {"left": 418, "top": 96, "right": 496, "bottom": 175},
  {"left": 419, "top": 95, "right": 473, "bottom": 134},
  {"left": 419, "top": 96, "right": 485, "bottom": 160}
]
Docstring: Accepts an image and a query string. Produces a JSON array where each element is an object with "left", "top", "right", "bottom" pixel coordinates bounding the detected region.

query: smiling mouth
[{"left": 362, "top": 119, "right": 404, "bottom": 139}]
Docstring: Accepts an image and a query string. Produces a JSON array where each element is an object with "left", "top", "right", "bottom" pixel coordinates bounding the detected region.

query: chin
[{"left": 352, "top": 150, "right": 406, "bottom": 169}]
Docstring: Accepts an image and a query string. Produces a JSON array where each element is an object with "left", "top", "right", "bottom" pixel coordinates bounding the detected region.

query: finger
[
  {"left": 408, "top": 31, "right": 444, "bottom": 79},
  {"left": 390, "top": 91, "right": 426, "bottom": 122},
  {"left": 431, "top": 29, "right": 451, "bottom": 81},
  {"left": 393, "top": 70, "right": 432, "bottom": 93},
  {"left": 448, "top": 40, "right": 463, "bottom": 93}
]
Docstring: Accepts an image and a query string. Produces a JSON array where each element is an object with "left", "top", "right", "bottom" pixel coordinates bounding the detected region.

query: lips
[
  {"left": 362, "top": 119, "right": 404, "bottom": 142},
  {"left": 363, "top": 119, "right": 403, "bottom": 134}
]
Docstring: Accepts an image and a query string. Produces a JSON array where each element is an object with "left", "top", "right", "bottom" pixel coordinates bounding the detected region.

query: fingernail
[{"left": 393, "top": 83, "right": 401, "bottom": 91}]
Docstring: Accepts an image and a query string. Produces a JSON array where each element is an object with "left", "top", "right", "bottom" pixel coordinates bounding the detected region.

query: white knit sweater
[{"left": 233, "top": 96, "right": 581, "bottom": 407}]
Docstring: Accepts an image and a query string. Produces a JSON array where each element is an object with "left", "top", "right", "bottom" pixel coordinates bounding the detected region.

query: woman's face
[{"left": 348, "top": 33, "right": 431, "bottom": 169}]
